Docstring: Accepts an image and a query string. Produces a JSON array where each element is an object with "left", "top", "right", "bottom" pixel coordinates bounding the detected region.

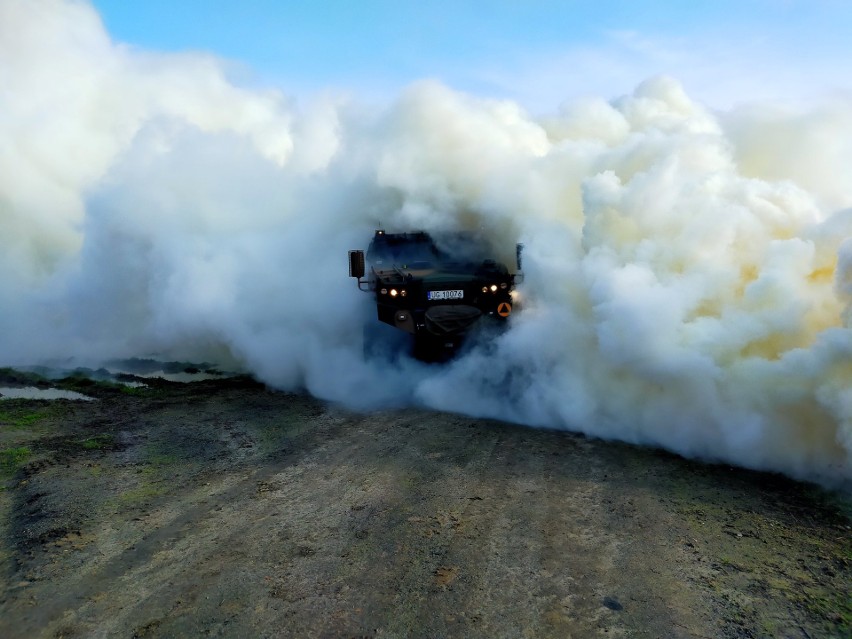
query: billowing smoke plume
[{"left": 2, "top": 0, "right": 851, "bottom": 486}]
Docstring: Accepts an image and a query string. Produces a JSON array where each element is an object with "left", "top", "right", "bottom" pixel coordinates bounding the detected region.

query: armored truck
[{"left": 349, "top": 229, "right": 522, "bottom": 360}]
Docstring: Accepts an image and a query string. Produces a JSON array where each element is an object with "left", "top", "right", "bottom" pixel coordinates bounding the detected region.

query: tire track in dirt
[{"left": 1, "top": 379, "right": 849, "bottom": 638}]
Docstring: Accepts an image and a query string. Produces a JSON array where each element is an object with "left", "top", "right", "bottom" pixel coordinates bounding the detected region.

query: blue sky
[{"left": 91, "top": 0, "right": 852, "bottom": 111}]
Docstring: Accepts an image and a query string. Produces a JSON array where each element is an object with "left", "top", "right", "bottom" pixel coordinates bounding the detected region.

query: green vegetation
[
  {"left": 113, "top": 484, "right": 166, "bottom": 506},
  {"left": 798, "top": 588, "right": 852, "bottom": 634},
  {"left": 103, "top": 444, "right": 182, "bottom": 510},
  {"left": 145, "top": 451, "right": 180, "bottom": 467},
  {"left": 80, "top": 434, "right": 116, "bottom": 451},
  {"left": 671, "top": 481, "right": 852, "bottom": 638},
  {"left": 57, "top": 375, "right": 113, "bottom": 393},
  {"left": 0, "top": 446, "right": 31, "bottom": 477},
  {"left": 1, "top": 366, "right": 157, "bottom": 400},
  {"left": 0, "top": 367, "right": 48, "bottom": 386},
  {"left": 119, "top": 385, "right": 149, "bottom": 396},
  {"left": 0, "top": 404, "right": 51, "bottom": 429}
]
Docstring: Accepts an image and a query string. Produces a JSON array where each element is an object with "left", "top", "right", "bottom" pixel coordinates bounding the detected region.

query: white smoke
[{"left": 1, "top": 0, "right": 851, "bottom": 486}]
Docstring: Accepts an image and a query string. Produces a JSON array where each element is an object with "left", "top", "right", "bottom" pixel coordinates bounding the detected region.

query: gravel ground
[{"left": 0, "top": 375, "right": 849, "bottom": 638}]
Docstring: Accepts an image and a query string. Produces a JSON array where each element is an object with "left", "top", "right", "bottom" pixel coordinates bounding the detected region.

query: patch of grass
[
  {"left": 786, "top": 483, "right": 852, "bottom": 530},
  {"left": 105, "top": 447, "right": 177, "bottom": 510},
  {"left": 0, "top": 404, "right": 52, "bottom": 429},
  {"left": 797, "top": 587, "right": 852, "bottom": 634},
  {"left": 0, "top": 446, "right": 32, "bottom": 477},
  {"left": 141, "top": 439, "right": 182, "bottom": 466},
  {"left": 80, "top": 434, "right": 116, "bottom": 451},
  {"left": 120, "top": 385, "right": 149, "bottom": 396},
  {"left": 57, "top": 374, "right": 98, "bottom": 389},
  {"left": 759, "top": 618, "right": 779, "bottom": 637},
  {"left": 57, "top": 375, "right": 130, "bottom": 396},
  {"left": 114, "top": 483, "right": 166, "bottom": 506},
  {"left": 146, "top": 451, "right": 179, "bottom": 466}
]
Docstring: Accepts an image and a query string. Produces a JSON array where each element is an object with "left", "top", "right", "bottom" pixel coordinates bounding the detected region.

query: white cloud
[{"left": 467, "top": 28, "right": 852, "bottom": 113}]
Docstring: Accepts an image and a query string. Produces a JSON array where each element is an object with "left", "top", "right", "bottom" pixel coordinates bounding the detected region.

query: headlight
[
  {"left": 390, "top": 288, "right": 398, "bottom": 297},
  {"left": 380, "top": 288, "right": 388, "bottom": 295},
  {"left": 490, "top": 284, "right": 498, "bottom": 292},
  {"left": 400, "top": 289, "right": 407, "bottom": 297},
  {"left": 500, "top": 282, "right": 508, "bottom": 289},
  {"left": 482, "top": 286, "right": 488, "bottom": 293}
]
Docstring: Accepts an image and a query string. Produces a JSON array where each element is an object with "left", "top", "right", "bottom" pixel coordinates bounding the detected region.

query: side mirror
[{"left": 349, "top": 250, "right": 365, "bottom": 279}]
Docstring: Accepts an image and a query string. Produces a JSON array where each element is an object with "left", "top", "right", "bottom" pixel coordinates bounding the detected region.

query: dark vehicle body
[{"left": 350, "top": 230, "right": 521, "bottom": 359}]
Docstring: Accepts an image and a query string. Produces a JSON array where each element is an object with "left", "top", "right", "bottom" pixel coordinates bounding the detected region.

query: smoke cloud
[{"left": 2, "top": 0, "right": 851, "bottom": 486}]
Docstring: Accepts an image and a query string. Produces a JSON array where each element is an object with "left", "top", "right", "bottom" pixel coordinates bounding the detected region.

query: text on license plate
[{"left": 427, "top": 289, "right": 464, "bottom": 301}]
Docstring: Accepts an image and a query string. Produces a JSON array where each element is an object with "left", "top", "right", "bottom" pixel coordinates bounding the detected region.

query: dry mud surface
[{"left": 0, "top": 376, "right": 849, "bottom": 638}]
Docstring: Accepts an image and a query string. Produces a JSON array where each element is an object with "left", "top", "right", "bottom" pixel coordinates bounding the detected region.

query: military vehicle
[{"left": 349, "top": 229, "right": 522, "bottom": 360}]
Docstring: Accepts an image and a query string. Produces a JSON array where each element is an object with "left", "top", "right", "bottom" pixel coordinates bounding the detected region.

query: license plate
[{"left": 427, "top": 289, "right": 463, "bottom": 301}]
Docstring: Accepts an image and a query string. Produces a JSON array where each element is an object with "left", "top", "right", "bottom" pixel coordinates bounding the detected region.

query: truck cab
[{"left": 350, "top": 229, "right": 521, "bottom": 359}]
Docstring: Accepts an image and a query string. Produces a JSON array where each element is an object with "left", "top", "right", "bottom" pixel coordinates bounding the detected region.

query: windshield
[
  {"left": 367, "top": 233, "right": 442, "bottom": 268},
  {"left": 367, "top": 231, "right": 494, "bottom": 270}
]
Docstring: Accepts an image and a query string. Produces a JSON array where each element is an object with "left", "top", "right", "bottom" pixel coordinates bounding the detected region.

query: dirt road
[{"left": 1, "top": 375, "right": 849, "bottom": 638}]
